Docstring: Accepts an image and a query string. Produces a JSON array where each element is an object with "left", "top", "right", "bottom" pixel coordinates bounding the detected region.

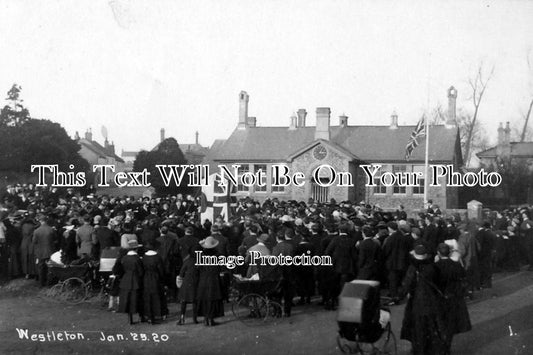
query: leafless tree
[
  {"left": 520, "top": 50, "right": 533, "bottom": 142},
  {"left": 463, "top": 63, "right": 495, "bottom": 166}
]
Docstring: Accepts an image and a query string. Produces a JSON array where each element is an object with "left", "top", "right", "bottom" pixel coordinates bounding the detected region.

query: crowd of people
[{"left": 1, "top": 183, "right": 533, "bottom": 353}]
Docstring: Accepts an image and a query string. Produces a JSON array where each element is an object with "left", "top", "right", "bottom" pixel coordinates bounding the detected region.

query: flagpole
[
  {"left": 424, "top": 114, "right": 429, "bottom": 208},
  {"left": 424, "top": 52, "right": 431, "bottom": 208}
]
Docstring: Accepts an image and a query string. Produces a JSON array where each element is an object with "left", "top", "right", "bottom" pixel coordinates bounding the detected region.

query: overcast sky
[{"left": 1, "top": 0, "right": 532, "bottom": 153}]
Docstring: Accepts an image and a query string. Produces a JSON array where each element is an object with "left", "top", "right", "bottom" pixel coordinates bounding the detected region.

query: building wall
[
  {"left": 366, "top": 163, "right": 449, "bottom": 210},
  {"left": 290, "top": 146, "right": 352, "bottom": 203}
]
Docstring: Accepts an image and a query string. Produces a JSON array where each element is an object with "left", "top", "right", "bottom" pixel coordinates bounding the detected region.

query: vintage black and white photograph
[{"left": 1, "top": 1, "right": 532, "bottom": 354}]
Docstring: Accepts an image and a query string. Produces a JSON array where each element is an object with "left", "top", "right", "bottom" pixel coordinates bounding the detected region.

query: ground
[{"left": 1, "top": 270, "right": 532, "bottom": 355}]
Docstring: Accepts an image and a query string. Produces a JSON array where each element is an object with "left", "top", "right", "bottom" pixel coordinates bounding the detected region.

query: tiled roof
[
  {"left": 477, "top": 142, "right": 533, "bottom": 158},
  {"left": 208, "top": 124, "right": 460, "bottom": 163},
  {"left": 79, "top": 139, "right": 125, "bottom": 163}
]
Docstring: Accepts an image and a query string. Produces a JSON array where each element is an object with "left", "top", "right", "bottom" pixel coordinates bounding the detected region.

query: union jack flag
[
  {"left": 405, "top": 115, "right": 426, "bottom": 160},
  {"left": 199, "top": 173, "right": 238, "bottom": 223}
]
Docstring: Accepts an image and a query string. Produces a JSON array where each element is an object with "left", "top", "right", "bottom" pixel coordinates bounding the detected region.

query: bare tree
[
  {"left": 463, "top": 63, "right": 495, "bottom": 166},
  {"left": 520, "top": 50, "right": 533, "bottom": 142}
]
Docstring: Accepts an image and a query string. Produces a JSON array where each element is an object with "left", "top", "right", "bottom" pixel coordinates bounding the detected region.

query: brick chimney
[
  {"left": 339, "top": 114, "right": 348, "bottom": 127},
  {"left": 446, "top": 86, "right": 457, "bottom": 127},
  {"left": 497, "top": 122, "right": 504, "bottom": 145},
  {"left": 297, "top": 109, "right": 307, "bottom": 127},
  {"left": 247, "top": 117, "right": 257, "bottom": 127},
  {"left": 238, "top": 91, "right": 249, "bottom": 129},
  {"left": 389, "top": 111, "right": 398, "bottom": 129},
  {"left": 85, "top": 128, "right": 92, "bottom": 141},
  {"left": 315, "top": 108, "right": 331, "bottom": 140},
  {"left": 195, "top": 131, "right": 199, "bottom": 145},
  {"left": 160, "top": 128, "right": 165, "bottom": 142},
  {"left": 289, "top": 113, "right": 298, "bottom": 130},
  {"left": 504, "top": 121, "right": 511, "bottom": 145}
]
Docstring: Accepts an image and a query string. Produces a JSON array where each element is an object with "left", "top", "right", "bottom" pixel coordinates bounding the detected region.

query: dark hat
[
  {"left": 399, "top": 224, "right": 411, "bottom": 234},
  {"left": 387, "top": 221, "right": 398, "bottom": 231},
  {"left": 127, "top": 240, "right": 142, "bottom": 249},
  {"left": 257, "top": 233, "right": 269, "bottom": 243},
  {"left": 437, "top": 243, "right": 450, "bottom": 257},
  {"left": 185, "top": 226, "right": 195, "bottom": 235},
  {"left": 413, "top": 244, "right": 428, "bottom": 260}
]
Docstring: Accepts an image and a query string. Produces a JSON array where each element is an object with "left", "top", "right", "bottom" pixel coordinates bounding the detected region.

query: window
[
  {"left": 392, "top": 165, "right": 406, "bottom": 194},
  {"left": 271, "top": 165, "right": 286, "bottom": 193},
  {"left": 412, "top": 165, "right": 425, "bottom": 195},
  {"left": 254, "top": 164, "right": 267, "bottom": 192},
  {"left": 237, "top": 164, "right": 250, "bottom": 192},
  {"left": 373, "top": 172, "right": 386, "bottom": 194}
]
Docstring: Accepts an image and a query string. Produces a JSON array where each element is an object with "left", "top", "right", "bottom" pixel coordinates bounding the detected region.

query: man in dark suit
[
  {"left": 92, "top": 218, "right": 118, "bottom": 258},
  {"left": 177, "top": 226, "right": 200, "bottom": 261},
  {"left": 272, "top": 231, "right": 295, "bottom": 317},
  {"left": 476, "top": 221, "right": 496, "bottom": 288},
  {"left": 32, "top": 215, "right": 56, "bottom": 286},
  {"left": 383, "top": 222, "right": 410, "bottom": 305},
  {"left": 325, "top": 222, "right": 358, "bottom": 289},
  {"left": 423, "top": 215, "right": 439, "bottom": 255},
  {"left": 357, "top": 225, "right": 381, "bottom": 281}
]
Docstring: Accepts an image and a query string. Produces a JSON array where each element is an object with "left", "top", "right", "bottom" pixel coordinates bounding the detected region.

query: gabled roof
[
  {"left": 286, "top": 139, "right": 359, "bottom": 161},
  {"left": 209, "top": 124, "right": 459, "bottom": 163},
  {"left": 79, "top": 139, "right": 125, "bottom": 163},
  {"left": 477, "top": 142, "right": 533, "bottom": 158}
]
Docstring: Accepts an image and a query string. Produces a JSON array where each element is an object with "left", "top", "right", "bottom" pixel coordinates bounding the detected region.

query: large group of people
[{"left": 1, "top": 183, "right": 533, "bottom": 353}]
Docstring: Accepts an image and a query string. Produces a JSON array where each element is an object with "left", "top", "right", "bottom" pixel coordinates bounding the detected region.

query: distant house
[
  {"left": 205, "top": 89, "right": 463, "bottom": 209},
  {"left": 121, "top": 129, "right": 209, "bottom": 166},
  {"left": 477, "top": 122, "right": 533, "bottom": 170},
  {"left": 76, "top": 129, "right": 125, "bottom": 184}
]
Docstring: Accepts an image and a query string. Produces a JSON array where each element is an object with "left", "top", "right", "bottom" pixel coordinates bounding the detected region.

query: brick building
[{"left": 206, "top": 89, "right": 463, "bottom": 209}]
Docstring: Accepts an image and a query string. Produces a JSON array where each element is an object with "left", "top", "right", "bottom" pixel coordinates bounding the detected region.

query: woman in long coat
[
  {"left": 20, "top": 214, "right": 37, "bottom": 278},
  {"left": 435, "top": 243, "right": 472, "bottom": 354},
  {"left": 142, "top": 243, "right": 166, "bottom": 324},
  {"left": 196, "top": 236, "right": 224, "bottom": 326},
  {"left": 118, "top": 240, "right": 144, "bottom": 324},
  {"left": 177, "top": 247, "right": 199, "bottom": 325},
  {"left": 400, "top": 244, "right": 447, "bottom": 355}
]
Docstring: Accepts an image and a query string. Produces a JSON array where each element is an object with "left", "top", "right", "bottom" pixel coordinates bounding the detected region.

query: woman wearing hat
[
  {"left": 400, "top": 244, "right": 447, "bottom": 355},
  {"left": 117, "top": 239, "right": 144, "bottom": 325},
  {"left": 176, "top": 247, "right": 199, "bottom": 325},
  {"left": 196, "top": 236, "right": 224, "bottom": 326},
  {"left": 60, "top": 218, "right": 79, "bottom": 265}
]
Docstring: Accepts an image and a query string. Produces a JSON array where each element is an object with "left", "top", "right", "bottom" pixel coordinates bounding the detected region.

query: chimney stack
[
  {"left": 289, "top": 113, "right": 298, "bottom": 130},
  {"left": 74, "top": 131, "right": 80, "bottom": 140},
  {"left": 247, "top": 116, "right": 257, "bottom": 127},
  {"left": 504, "top": 121, "right": 511, "bottom": 144},
  {"left": 297, "top": 109, "right": 307, "bottom": 127},
  {"left": 446, "top": 86, "right": 457, "bottom": 127},
  {"left": 85, "top": 128, "right": 92, "bottom": 141},
  {"left": 238, "top": 91, "right": 249, "bottom": 129},
  {"left": 108, "top": 141, "right": 115, "bottom": 154},
  {"left": 315, "top": 107, "right": 331, "bottom": 140},
  {"left": 389, "top": 111, "right": 398, "bottom": 129},
  {"left": 195, "top": 131, "right": 199, "bottom": 145},
  {"left": 160, "top": 128, "right": 165, "bottom": 142},
  {"left": 497, "top": 122, "right": 504, "bottom": 145},
  {"left": 339, "top": 114, "right": 348, "bottom": 127}
]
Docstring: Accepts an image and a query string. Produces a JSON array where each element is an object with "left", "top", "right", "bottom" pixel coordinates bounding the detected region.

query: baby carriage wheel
[
  {"left": 337, "top": 334, "right": 356, "bottom": 354},
  {"left": 61, "top": 277, "right": 88, "bottom": 304},
  {"left": 232, "top": 293, "right": 268, "bottom": 325}
]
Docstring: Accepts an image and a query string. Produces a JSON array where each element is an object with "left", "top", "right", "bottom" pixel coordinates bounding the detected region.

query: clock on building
[{"left": 313, "top": 145, "right": 327, "bottom": 160}]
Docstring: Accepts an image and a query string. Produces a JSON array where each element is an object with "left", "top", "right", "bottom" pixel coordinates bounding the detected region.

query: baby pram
[{"left": 336, "top": 280, "right": 397, "bottom": 354}]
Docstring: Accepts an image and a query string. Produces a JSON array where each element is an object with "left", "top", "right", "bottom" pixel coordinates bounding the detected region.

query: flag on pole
[
  {"left": 199, "top": 173, "right": 237, "bottom": 223},
  {"left": 405, "top": 115, "right": 427, "bottom": 160}
]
